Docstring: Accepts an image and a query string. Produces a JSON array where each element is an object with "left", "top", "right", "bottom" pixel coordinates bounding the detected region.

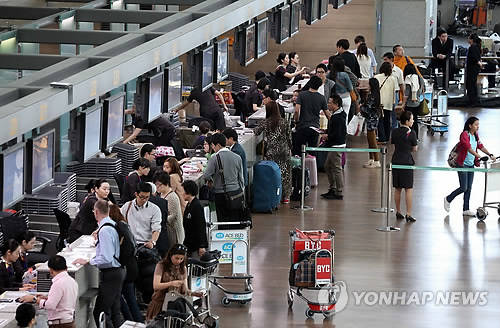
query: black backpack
[{"left": 98, "top": 221, "right": 137, "bottom": 280}]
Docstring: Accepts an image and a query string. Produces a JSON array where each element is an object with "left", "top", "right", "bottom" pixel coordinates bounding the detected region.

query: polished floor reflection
[{"left": 211, "top": 107, "right": 500, "bottom": 327}]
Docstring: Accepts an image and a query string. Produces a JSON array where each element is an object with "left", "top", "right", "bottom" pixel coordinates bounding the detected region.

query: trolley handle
[
  {"left": 288, "top": 229, "right": 336, "bottom": 237},
  {"left": 209, "top": 221, "right": 252, "bottom": 227}
]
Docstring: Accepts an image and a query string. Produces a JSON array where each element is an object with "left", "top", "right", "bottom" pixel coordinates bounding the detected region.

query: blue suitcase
[{"left": 252, "top": 161, "right": 282, "bottom": 213}]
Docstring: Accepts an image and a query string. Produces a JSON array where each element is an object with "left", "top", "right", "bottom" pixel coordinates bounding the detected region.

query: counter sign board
[{"left": 211, "top": 229, "right": 248, "bottom": 263}]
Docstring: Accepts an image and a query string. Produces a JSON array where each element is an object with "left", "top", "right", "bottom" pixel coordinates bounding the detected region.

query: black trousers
[
  {"left": 378, "top": 109, "right": 392, "bottom": 142},
  {"left": 94, "top": 267, "right": 126, "bottom": 328},
  {"left": 466, "top": 68, "right": 479, "bottom": 105},
  {"left": 292, "top": 127, "right": 319, "bottom": 156}
]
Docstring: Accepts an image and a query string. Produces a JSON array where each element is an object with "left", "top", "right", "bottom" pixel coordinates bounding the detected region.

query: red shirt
[{"left": 456, "top": 131, "right": 483, "bottom": 167}]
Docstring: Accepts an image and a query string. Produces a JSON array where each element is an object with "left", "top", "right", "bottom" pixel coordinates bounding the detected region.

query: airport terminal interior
[{"left": 1, "top": 0, "right": 500, "bottom": 327}]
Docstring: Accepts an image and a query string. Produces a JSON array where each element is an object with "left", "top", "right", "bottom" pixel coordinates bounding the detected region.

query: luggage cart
[
  {"left": 422, "top": 89, "right": 449, "bottom": 136},
  {"left": 208, "top": 221, "right": 253, "bottom": 306},
  {"left": 287, "top": 229, "right": 336, "bottom": 319},
  {"left": 187, "top": 256, "right": 220, "bottom": 328},
  {"left": 476, "top": 156, "right": 500, "bottom": 220}
]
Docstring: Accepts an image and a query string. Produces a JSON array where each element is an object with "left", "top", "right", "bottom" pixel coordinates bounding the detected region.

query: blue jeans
[
  {"left": 446, "top": 164, "right": 474, "bottom": 211},
  {"left": 120, "top": 281, "right": 144, "bottom": 323}
]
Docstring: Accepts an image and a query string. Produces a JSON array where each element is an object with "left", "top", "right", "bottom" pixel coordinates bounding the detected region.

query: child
[{"left": 321, "top": 94, "right": 347, "bottom": 200}]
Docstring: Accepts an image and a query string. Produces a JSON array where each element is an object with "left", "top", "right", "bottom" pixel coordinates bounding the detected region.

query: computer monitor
[
  {"left": 330, "top": 0, "right": 344, "bottom": 9},
  {"left": 148, "top": 71, "right": 164, "bottom": 122},
  {"left": 320, "top": 0, "right": 329, "bottom": 18},
  {"left": 26, "top": 130, "right": 55, "bottom": 194},
  {"left": 256, "top": 18, "right": 268, "bottom": 59},
  {"left": 83, "top": 105, "right": 103, "bottom": 162},
  {"left": 102, "top": 92, "right": 125, "bottom": 150},
  {"left": 305, "top": 0, "right": 320, "bottom": 25},
  {"left": 244, "top": 24, "right": 256, "bottom": 66},
  {"left": 278, "top": 5, "right": 291, "bottom": 44},
  {"left": 202, "top": 45, "right": 214, "bottom": 91},
  {"left": 290, "top": 1, "right": 301, "bottom": 37},
  {"left": 165, "top": 62, "right": 183, "bottom": 112},
  {"left": 0, "top": 143, "right": 25, "bottom": 208},
  {"left": 215, "top": 39, "right": 229, "bottom": 83}
]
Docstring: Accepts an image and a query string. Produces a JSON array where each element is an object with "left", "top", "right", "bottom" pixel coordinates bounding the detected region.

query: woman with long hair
[
  {"left": 253, "top": 101, "right": 293, "bottom": 203},
  {"left": 402, "top": 63, "right": 425, "bottom": 139},
  {"left": 361, "top": 77, "right": 382, "bottom": 168},
  {"left": 146, "top": 244, "right": 203, "bottom": 321},
  {"left": 444, "top": 117, "right": 495, "bottom": 216},
  {"left": 356, "top": 42, "right": 372, "bottom": 78},
  {"left": 275, "top": 53, "right": 306, "bottom": 91},
  {"left": 465, "top": 33, "right": 482, "bottom": 106},
  {"left": 163, "top": 157, "right": 186, "bottom": 213},
  {"left": 328, "top": 57, "right": 353, "bottom": 117}
]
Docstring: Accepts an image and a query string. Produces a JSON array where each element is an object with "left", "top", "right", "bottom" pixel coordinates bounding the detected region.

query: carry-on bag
[{"left": 252, "top": 161, "right": 282, "bottom": 212}]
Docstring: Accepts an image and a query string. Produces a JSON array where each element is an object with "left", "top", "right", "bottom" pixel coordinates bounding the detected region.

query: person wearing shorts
[{"left": 391, "top": 111, "right": 418, "bottom": 222}]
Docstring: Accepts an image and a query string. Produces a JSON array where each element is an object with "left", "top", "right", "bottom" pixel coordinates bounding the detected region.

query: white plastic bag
[
  {"left": 347, "top": 114, "right": 365, "bottom": 136},
  {"left": 223, "top": 111, "right": 235, "bottom": 127}
]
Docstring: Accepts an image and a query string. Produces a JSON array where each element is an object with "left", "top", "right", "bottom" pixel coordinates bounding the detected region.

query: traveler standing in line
[
  {"left": 393, "top": 45, "right": 421, "bottom": 76},
  {"left": 314, "top": 63, "right": 335, "bottom": 105},
  {"left": 382, "top": 52, "right": 405, "bottom": 129},
  {"left": 223, "top": 128, "right": 248, "bottom": 188},
  {"left": 327, "top": 58, "right": 353, "bottom": 121},
  {"left": 254, "top": 101, "right": 293, "bottom": 203},
  {"left": 181, "top": 180, "right": 208, "bottom": 258},
  {"left": 356, "top": 43, "right": 373, "bottom": 79},
  {"left": 154, "top": 172, "right": 184, "bottom": 248},
  {"left": 374, "top": 62, "right": 397, "bottom": 143},
  {"left": 336, "top": 39, "right": 361, "bottom": 78},
  {"left": 351, "top": 35, "right": 377, "bottom": 77},
  {"left": 361, "top": 78, "right": 382, "bottom": 169},
  {"left": 163, "top": 157, "right": 186, "bottom": 213},
  {"left": 73, "top": 200, "right": 125, "bottom": 328},
  {"left": 122, "top": 158, "right": 151, "bottom": 203},
  {"left": 20, "top": 256, "right": 78, "bottom": 328},
  {"left": 293, "top": 76, "right": 329, "bottom": 155},
  {"left": 391, "top": 111, "right": 418, "bottom": 222},
  {"left": 402, "top": 64, "right": 425, "bottom": 139},
  {"left": 140, "top": 144, "right": 158, "bottom": 183},
  {"left": 444, "top": 117, "right": 495, "bottom": 216},
  {"left": 465, "top": 33, "right": 482, "bottom": 106},
  {"left": 202, "top": 133, "right": 244, "bottom": 225},
  {"left": 321, "top": 94, "right": 346, "bottom": 200}
]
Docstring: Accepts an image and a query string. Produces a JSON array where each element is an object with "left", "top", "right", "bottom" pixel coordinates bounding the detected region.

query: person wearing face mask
[
  {"left": 68, "top": 178, "right": 111, "bottom": 243},
  {"left": 0, "top": 239, "right": 35, "bottom": 294},
  {"left": 122, "top": 158, "right": 152, "bottom": 203}
]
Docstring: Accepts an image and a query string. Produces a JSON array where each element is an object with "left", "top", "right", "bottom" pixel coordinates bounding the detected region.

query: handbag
[
  {"left": 216, "top": 154, "right": 245, "bottom": 210},
  {"left": 347, "top": 114, "right": 365, "bottom": 136},
  {"left": 161, "top": 291, "right": 194, "bottom": 314},
  {"left": 418, "top": 98, "right": 430, "bottom": 116}
]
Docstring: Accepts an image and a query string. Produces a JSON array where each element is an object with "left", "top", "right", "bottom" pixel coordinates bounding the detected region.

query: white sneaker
[
  {"left": 364, "top": 161, "right": 380, "bottom": 168},
  {"left": 463, "top": 210, "right": 476, "bottom": 217},
  {"left": 444, "top": 197, "right": 450, "bottom": 212},
  {"left": 372, "top": 161, "right": 381, "bottom": 168},
  {"left": 363, "top": 159, "right": 374, "bottom": 167}
]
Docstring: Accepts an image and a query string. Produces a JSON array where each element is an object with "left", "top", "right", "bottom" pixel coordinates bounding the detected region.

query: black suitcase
[{"left": 291, "top": 167, "right": 311, "bottom": 201}]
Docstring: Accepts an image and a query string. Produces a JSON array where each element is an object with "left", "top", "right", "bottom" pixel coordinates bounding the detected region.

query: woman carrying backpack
[
  {"left": 444, "top": 117, "right": 495, "bottom": 216},
  {"left": 402, "top": 64, "right": 424, "bottom": 139},
  {"left": 146, "top": 244, "right": 204, "bottom": 321}
]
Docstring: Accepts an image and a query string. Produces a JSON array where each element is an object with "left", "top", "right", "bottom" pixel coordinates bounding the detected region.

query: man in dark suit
[
  {"left": 223, "top": 128, "right": 248, "bottom": 188},
  {"left": 431, "top": 28, "right": 455, "bottom": 87}
]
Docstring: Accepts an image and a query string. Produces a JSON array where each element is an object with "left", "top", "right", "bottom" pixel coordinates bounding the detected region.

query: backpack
[
  {"left": 447, "top": 143, "right": 460, "bottom": 168},
  {"left": 98, "top": 221, "right": 137, "bottom": 280}
]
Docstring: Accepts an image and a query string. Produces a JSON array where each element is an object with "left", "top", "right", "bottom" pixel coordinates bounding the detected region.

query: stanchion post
[
  {"left": 445, "top": 58, "right": 449, "bottom": 92},
  {"left": 377, "top": 164, "right": 399, "bottom": 232},
  {"left": 371, "top": 147, "right": 394, "bottom": 213},
  {"left": 293, "top": 144, "right": 313, "bottom": 211}
]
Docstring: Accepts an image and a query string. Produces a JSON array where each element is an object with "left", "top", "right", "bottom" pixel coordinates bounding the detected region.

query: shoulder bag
[{"left": 216, "top": 154, "right": 245, "bottom": 210}]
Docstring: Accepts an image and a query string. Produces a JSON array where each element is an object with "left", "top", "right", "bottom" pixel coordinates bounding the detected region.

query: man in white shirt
[
  {"left": 383, "top": 52, "right": 405, "bottom": 129},
  {"left": 352, "top": 35, "right": 377, "bottom": 77}
]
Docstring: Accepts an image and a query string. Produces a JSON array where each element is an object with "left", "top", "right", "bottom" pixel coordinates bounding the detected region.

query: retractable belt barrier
[{"left": 294, "top": 145, "right": 384, "bottom": 212}]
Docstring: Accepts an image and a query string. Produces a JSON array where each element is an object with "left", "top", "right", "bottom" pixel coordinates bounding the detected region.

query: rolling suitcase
[
  {"left": 305, "top": 155, "right": 318, "bottom": 187},
  {"left": 291, "top": 167, "right": 310, "bottom": 201},
  {"left": 252, "top": 161, "right": 282, "bottom": 213}
]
